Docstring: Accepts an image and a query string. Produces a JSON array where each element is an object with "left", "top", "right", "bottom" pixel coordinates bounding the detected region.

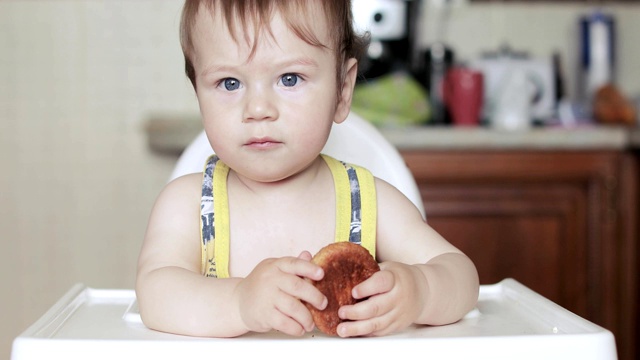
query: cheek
[
  {"left": 204, "top": 124, "right": 237, "bottom": 159},
  {"left": 198, "top": 92, "right": 238, "bottom": 124},
  {"left": 197, "top": 100, "right": 235, "bottom": 152},
  {"left": 292, "top": 114, "right": 333, "bottom": 150}
]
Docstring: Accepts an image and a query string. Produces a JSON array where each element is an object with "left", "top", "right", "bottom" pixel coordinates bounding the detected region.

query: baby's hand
[
  {"left": 233, "top": 252, "right": 327, "bottom": 336},
  {"left": 336, "top": 261, "right": 426, "bottom": 337}
]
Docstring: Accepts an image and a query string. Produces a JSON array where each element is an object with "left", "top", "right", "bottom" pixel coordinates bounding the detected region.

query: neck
[{"left": 229, "top": 156, "right": 327, "bottom": 200}]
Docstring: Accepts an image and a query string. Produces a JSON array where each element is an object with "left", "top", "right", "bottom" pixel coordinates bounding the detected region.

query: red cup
[{"left": 442, "top": 67, "right": 484, "bottom": 126}]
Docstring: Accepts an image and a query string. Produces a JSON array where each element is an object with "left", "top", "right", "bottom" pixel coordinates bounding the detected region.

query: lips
[{"left": 244, "top": 137, "right": 282, "bottom": 149}]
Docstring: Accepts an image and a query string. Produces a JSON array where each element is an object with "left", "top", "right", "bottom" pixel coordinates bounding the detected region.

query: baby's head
[{"left": 179, "top": 0, "right": 368, "bottom": 93}]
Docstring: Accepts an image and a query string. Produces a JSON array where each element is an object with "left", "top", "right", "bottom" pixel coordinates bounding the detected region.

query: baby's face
[{"left": 190, "top": 3, "right": 343, "bottom": 183}]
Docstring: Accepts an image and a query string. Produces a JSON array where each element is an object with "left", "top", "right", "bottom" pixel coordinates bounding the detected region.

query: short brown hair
[{"left": 179, "top": 0, "right": 368, "bottom": 91}]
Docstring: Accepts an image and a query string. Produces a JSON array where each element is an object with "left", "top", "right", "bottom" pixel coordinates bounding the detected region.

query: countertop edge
[
  {"left": 382, "top": 126, "right": 634, "bottom": 151},
  {"left": 144, "top": 116, "right": 640, "bottom": 154}
]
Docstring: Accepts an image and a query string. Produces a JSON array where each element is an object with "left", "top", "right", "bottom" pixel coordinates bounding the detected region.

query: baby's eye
[
  {"left": 279, "top": 73, "right": 299, "bottom": 87},
  {"left": 220, "top": 78, "right": 240, "bottom": 91}
]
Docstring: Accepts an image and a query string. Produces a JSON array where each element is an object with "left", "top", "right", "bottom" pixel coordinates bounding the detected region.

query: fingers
[
  {"left": 335, "top": 271, "right": 394, "bottom": 337},
  {"left": 297, "top": 250, "right": 313, "bottom": 262},
  {"left": 237, "top": 283, "right": 318, "bottom": 336},
  {"left": 278, "top": 271, "right": 327, "bottom": 311},
  {"left": 352, "top": 270, "right": 394, "bottom": 299},
  {"left": 336, "top": 295, "right": 402, "bottom": 337},
  {"left": 339, "top": 291, "right": 389, "bottom": 322},
  {"left": 268, "top": 309, "right": 308, "bottom": 336},
  {"left": 237, "top": 255, "right": 328, "bottom": 335},
  {"left": 278, "top": 256, "right": 324, "bottom": 281},
  {"left": 336, "top": 267, "right": 411, "bottom": 337},
  {"left": 337, "top": 270, "right": 395, "bottom": 324},
  {"left": 271, "top": 257, "right": 327, "bottom": 332},
  {"left": 272, "top": 256, "right": 326, "bottom": 309},
  {"left": 336, "top": 314, "right": 400, "bottom": 338},
  {"left": 273, "top": 289, "right": 316, "bottom": 334},
  {"left": 337, "top": 263, "right": 428, "bottom": 338},
  {"left": 266, "top": 282, "right": 325, "bottom": 334}
]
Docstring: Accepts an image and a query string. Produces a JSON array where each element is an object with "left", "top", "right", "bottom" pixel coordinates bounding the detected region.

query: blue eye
[
  {"left": 280, "top": 73, "right": 298, "bottom": 87},
  {"left": 222, "top": 78, "right": 240, "bottom": 91}
]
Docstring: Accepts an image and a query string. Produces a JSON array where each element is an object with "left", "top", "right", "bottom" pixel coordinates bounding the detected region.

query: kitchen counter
[
  {"left": 381, "top": 126, "right": 640, "bottom": 150},
  {"left": 145, "top": 116, "right": 640, "bottom": 154},
  {"left": 381, "top": 125, "right": 637, "bottom": 151}
]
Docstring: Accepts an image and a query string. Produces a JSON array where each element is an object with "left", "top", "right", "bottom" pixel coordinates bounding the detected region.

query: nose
[{"left": 242, "top": 86, "right": 278, "bottom": 122}]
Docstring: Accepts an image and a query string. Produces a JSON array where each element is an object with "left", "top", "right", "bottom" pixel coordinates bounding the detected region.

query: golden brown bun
[
  {"left": 306, "top": 242, "right": 379, "bottom": 335},
  {"left": 593, "top": 84, "right": 637, "bottom": 125}
]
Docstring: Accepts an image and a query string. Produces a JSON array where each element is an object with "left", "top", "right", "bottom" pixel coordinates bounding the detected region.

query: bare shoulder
[
  {"left": 158, "top": 172, "right": 203, "bottom": 202},
  {"left": 138, "top": 173, "right": 203, "bottom": 274},
  {"left": 148, "top": 173, "right": 203, "bottom": 231},
  {"left": 373, "top": 178, "right": 423, "bottom": 221},
  {"left": 373, "top": 177, "right": 462, "bottom": 263}
]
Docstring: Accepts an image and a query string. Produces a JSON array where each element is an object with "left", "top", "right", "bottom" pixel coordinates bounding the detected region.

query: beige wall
[
  {"left": 1, "top": 0, "right": 639, "bottom": 358},
  {"left": 0, "top": 1, "right": 197, "bottom": 357}
]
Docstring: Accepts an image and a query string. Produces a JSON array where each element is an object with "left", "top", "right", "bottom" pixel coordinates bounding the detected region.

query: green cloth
[{"left": 351, "top": 72, "right": 430, "bottom": 127}]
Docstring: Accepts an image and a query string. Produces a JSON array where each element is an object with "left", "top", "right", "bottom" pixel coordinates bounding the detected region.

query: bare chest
[{"left": 226, "top": 195, "right": 337, "bottom": 277}]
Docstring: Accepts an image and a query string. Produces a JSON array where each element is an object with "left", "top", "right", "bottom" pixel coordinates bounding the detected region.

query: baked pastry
[
  {"left": 593, "top": 84, "right": 637, "bottom": 125},
  {"left": 306, "top": 242, "right": 380, "bottom": 335}
]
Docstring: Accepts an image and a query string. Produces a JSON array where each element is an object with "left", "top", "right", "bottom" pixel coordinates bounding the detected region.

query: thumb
[{"left": 298, "top": 250, "right": 313, "bottom": 261}]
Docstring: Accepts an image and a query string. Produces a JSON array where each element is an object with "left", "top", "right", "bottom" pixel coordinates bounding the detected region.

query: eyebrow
[
  {"left": 281, "top": 57, "right": 319, "bottom": 69},
  {"left": 200, "top": 56, "right": 320, "bottom": 79},
  {"left": 200, "top": 65, "right": 234, "bottom": 79}
]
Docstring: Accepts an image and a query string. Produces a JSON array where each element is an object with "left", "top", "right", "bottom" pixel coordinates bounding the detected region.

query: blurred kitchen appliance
[
  {"left": 352, "top": 0, "right": 421, "bottom": 79},
  {"left": 412, "top": 0, "right": 456, "bottom": 125},
  {"left": 419, "top": 42, "right": 454, "bottom": 124},
  {"left": 469, "top": 47, "right": 555, "bottom": 126},
  {"left": 442, "top": 66, "right": 483, "bottom": 127},
  {"left": 580, "top": 10, "right": 615, "bottom": 101}
]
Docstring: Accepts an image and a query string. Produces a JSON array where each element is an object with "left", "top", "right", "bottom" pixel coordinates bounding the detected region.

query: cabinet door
[
  {"left": 401, "top": 150, "right": 628, "bottom": 339},
  {"left": 422, "top": 183, "right": 589, "bottom": 315}
]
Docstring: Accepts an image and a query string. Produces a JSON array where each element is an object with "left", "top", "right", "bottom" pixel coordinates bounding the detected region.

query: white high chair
[
  {"left": 170, "top": 111, "right": 426, "bottom": 218},
  {"left": 12, "top": 279, "right": 618, "bottom": 360}
]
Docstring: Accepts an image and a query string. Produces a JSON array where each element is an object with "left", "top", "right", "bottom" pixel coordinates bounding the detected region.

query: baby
[{"left": 136, "top": 0, "right": 479, "bottom": 338}]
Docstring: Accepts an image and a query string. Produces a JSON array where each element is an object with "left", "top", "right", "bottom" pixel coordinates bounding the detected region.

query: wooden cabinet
[{"left": 401, "top": 150, "right": 638, "bottom": 360}]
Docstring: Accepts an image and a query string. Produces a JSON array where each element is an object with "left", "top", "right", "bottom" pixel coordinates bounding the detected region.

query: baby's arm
[
  {"left": 135, "top": 174, "right": 326, "bottom": 337},
  {"left": 337, "top": 179, "right": 479, "bottom": 337}
]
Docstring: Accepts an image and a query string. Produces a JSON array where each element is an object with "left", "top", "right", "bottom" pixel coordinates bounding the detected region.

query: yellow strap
[
  {"left": 353, "top": 164, "right": 377, "bottom": 259},
  {"left": 322, "top": 155, "right": 351, "bottom": 246},
  {"left": 200, "top": 157, "right": 211, "bottom": 276},
  {"left": 213, "top": 161, "right": 231, "bottom": 279},
  {"left": 321, "top": 155, "right": 377, "bottom": 259}
]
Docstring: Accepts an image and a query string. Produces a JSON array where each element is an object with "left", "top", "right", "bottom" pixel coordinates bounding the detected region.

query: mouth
[{"left": 244, "top": 137, "right": 282, "bottom": 149}]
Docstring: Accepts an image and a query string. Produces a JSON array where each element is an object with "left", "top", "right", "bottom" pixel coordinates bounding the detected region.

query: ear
[{"left": 333, "top": 58, "right": 358, "bottom": 124}]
